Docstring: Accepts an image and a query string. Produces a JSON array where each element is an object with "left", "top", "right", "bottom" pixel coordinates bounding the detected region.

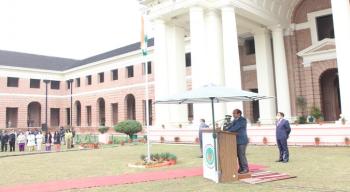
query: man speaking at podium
[{"left": 226, "top": 109, "right": 249, "bottom": 174}]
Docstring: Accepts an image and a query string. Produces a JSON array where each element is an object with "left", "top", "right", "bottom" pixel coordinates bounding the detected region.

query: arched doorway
[
  {"left": 75, "top": 101, "right": 81, "bottom": 126},
  {"left": 27, "top": 102, "right": 41, "bottom": 127},
  {"left": 320, "top": 68, "right": 341, "bottom": 121},
  {"left": 125, "top": 94, "right": 136, "bottom": 120},
  {"left": 97, "top": 98, "right": 105, "bottom": 126}
]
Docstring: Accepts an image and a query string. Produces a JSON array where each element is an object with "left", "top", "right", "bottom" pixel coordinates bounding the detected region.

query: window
[
  {"left": 316, "top": 14, "right": 334, "bottom": 41},
  {"left": 86, "top": 75, "right": 92, "bottom": 85},
  {"left": 185, "top": 53, "right": 191, "bottom": 67},
  {"left": 142, "top": 62, "right": 152, "bottom": 75},
  {"left": 76, "top": 78, "right": 80, "bottom": 87},
  {"left": 30, "top": 79, "right": 40, "bottom": 88},
  {"left": 66, "top": 80, "right": 71, "bottom": 89},
  {"left": 188, "top": 103, "right": 193, "bottom": 122},
  {"left": 86, "top": 106, "right": 92, "bottom": 126},
  {"left": 245, "top": 38, "right": 255, "bottom": 55},
  {"left": 7, "top": 77, "right": 19, "bottom": 87},
  {"left": 66, "top": 108, "right": 71, "bottom": 126},
  {"left": 51, "top": 81, "right": 60, "bottom": 89},
  {"left": 127, "top": 66, "right": 134, "bottom": 78},
  {"left": 111, "top": 69, "right": 118, "bottom": 80},
  {"left": 99, "top": 72, "right": 104, "bottom": 83},
  {"left": 112, "top": 103, "right": 118, "bottom": 125}
]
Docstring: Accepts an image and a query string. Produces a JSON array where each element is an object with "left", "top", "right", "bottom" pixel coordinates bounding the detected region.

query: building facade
[{"left": 0, "top": 0, "right": 349, "bottom": 134}]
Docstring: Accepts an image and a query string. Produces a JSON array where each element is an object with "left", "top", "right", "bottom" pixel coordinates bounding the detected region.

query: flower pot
[{"left": 262, "top": 137, "right": 268, "bottom": 145}]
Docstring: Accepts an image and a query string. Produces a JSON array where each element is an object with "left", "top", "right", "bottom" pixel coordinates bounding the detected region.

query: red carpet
[{"left": 0, "top": 164, "right": 265, "bottom": 192}]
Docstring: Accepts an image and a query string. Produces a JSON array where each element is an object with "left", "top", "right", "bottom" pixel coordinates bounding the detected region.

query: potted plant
[
  {"left": 263, "top": 137, "right": 268, "bottom": 145},
  {"left": 314, "top": 137, "right": 320, "bottom": 146},
  {"left": 340, "top": 114, "right": 346, "bottom": 125},
  {"left": 168, "top": 153, "right": 177, "bottom": 165},
  {"left": 114, "top": 120, "right": 142, "bottom": 142},
  {"left": 174, "top": 136, "right": 180, "bottom": 142},
  {"left": 310, "top": 106, "right": 322, "bottom": 123},
  {"left": 178, "top": 124, "right": 182, "bottom": 128},
  {"left": 296, "top": 96, "right": 307, "bottom": 116},
  {"left": 195, "top": 137, "right": 199, "bottom": 144},
  {"left": 345, "top": 137, "right": 350, "bottom": 145},
  {"left": 160, "top": 136, "right": 165, "bottom": 143},
  {"left": 298, "top": 115, "right": 307, "bottom": 124}
]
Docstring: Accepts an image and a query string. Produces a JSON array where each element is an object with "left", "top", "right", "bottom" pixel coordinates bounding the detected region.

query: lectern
[{"left": 202, "top": 130, "right": 238, "bottom": 183}]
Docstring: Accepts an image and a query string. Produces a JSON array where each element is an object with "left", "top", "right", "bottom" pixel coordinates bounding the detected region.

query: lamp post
[
  {"left": 43, "top": 80, "right": 51, "bottom": 131},
  {"left": 69, "top": 79, "right": 73, "bottom": 129}
]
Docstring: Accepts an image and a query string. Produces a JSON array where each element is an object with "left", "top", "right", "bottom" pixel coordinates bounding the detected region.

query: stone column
[
  {"left": 204, "top": 9, "right": 226, "bottom": 120},
  {"left": 221, "top": 6, "right": 243, "bottom": 114},
  {"left": 331, "top": 0, "right": 350, "bottom": 121},
  {"left": 154, "top": 19, "right": 170, "bottom": 126},
  {"left": 190, "top": 7, "right": 212, "bottom": 124},
  {"left": 167, "top": 22, "right": 188, "bottom": 124},
  {"left": 254, "top": 27, "right": 277, "bottom": 124},
  {"left": 271, "top": 25, "right": 292, "bottom": 119}
]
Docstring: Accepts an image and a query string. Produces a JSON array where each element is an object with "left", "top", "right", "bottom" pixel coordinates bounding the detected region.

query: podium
[{"left": 202, "top": 130, "right": 238, "bottom": 183}]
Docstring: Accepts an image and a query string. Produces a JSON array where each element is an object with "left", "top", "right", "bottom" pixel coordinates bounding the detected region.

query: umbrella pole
[{"left": 210, "top": 97, "right": 218, "bottom": 171}]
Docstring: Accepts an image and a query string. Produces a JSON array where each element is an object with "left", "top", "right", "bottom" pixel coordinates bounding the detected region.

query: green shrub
[
  {"left": 98, "top": 126, "right": 109, "bottom": 134},
  {"left": 310, "top": 106, "right": 322, "bottom": 120},
  {"left": 114, "top": 120, "right": 142, "bottom": 139},
  {"left": 298, "top": 115, "right": 307, "bottom": 124}
]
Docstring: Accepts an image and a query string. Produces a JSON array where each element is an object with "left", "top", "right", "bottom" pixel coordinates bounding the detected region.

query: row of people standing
[{"left": 0, "top": 128, "right": 75, "bottom": 152}]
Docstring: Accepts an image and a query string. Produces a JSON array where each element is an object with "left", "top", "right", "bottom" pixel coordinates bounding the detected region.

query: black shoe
[
  {"left": 275, "top": 159, "right": 283, "bottom": 162},
  {"left": 198, "top": 155, "right": 203, "bottom": 158},
  {"left": 282, "top": 160, "right": 289, "bottom": 163},
  {"left": 239, "top": 169, "right": 249, "bottom": 174}
]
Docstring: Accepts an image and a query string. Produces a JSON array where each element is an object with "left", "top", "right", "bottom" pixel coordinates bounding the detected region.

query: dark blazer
[
  {"left": 276, "top": 119, "right": 291, "bottom": 140},
  {"left": 226, "top": 116, "right": 248, "bottom": 145}
]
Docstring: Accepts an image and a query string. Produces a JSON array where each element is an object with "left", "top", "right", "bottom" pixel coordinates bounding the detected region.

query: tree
[{"left": 114, "top": 120, "right": 142, "bottom": 139}]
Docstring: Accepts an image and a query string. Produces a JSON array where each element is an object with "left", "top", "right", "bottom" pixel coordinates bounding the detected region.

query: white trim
[
  {"left": 0, "top": 81, "right": 155, "bottom": 98},
  {"left": 243, "top": 64, "right": 256, "bottom": 71},
  {"left": 297, "top": 38, "right": 336, "bottom": 67},
  {"left": 294, "top": 22, "right": 310, "bottom": 30},
  {"left": 307, "top": 8, "right": 332, "bottom": 45}
]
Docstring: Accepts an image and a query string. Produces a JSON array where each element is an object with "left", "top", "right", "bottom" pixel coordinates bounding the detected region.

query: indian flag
[{"left": 140, "top": 16, "right": 148, "bottom": 56}]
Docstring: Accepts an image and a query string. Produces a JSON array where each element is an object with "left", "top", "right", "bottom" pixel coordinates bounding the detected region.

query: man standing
[
  {"left": 198, "top": 119, "right": 209, "bottom": 158},
  {"left": 1, "top": 130, "right": 9, "bottom": 152},
  {"left": 9, "top": 130, "right": 16, "bottom": 152},
  {"left": 275, "top": 112, "right": 291, "bottom": 163},
  {"left": 226, "top": 109, "right": 249, "bottom": 174}
]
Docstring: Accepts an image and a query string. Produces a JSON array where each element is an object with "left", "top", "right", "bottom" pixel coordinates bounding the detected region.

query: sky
[{"left": 0, "top": 0, "right": 143, "bottom": 60}]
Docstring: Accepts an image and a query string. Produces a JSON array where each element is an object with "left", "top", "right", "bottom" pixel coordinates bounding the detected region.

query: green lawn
[{"left": 0, "top": 144, "right": 349, "bottom": 192}]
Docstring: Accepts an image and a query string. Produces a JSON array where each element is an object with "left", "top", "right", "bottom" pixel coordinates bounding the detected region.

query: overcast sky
[{"left": 0, "top": 0, "right": 143, "bottom": 59}]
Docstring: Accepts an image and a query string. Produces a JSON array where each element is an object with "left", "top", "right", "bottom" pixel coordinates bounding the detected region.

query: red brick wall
[{"left": 292, "top": 0, "right": 331, "bottom": 24}]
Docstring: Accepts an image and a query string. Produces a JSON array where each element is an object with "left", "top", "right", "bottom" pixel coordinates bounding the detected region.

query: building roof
[{"left": 0, "top": 38, "right": 154, "bottom": 71}]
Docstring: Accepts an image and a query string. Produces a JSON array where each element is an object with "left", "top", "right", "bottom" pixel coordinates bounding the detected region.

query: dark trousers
[
  {"left": 19, "top": 143, "right": 25, "bottom": 152},
  {"left": 237, "top": 144, "right": 249, "bottom": 171},
  {"left": 9, "top": 141, "right": 15, "bottom": 152},
  {"left": 277, "top": 138, "right": 289, "bottom": 161},
  {"left": 1, "top": 143, "right": 7, "bottom": 152},
  {"left": 199, "top": 131, "right": 203, "bottom": 155}
]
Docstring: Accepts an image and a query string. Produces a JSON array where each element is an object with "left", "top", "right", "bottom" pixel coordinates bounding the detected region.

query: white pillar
[
  {"left": 190, "top": 7, "right": 212, "bottom": 125},
  {"left": 167, "top": 22, "right": 188, "bottom": 124},
  {"left": 271, "top": 25, "right": 292, "bottom": 119},
  {"left": 190, "top": 7, "right": 208, "bottom": 88},
  {"left": 154, "top": 19, "right": 170, "bottom": 126},
  {"left": 331, "top": 0, "right": 350, "bottom": 121},
  {"left": 204, "top": 9, "right": 226, "bottom": 121},
  {"left": 254, "top": 27, "right": 277, "bottom": 124},
  {"left": 221, "top": 6, "right": 243, "bottom": 115}
]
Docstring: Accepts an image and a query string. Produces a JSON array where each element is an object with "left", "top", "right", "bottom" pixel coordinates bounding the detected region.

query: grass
[{"left": 0, "top": 144, "right": 349, "bottom": 192}]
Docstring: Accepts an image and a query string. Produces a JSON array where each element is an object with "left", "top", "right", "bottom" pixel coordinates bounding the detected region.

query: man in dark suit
[
  {"left": 226, "top": 109, "right": 249, "bottom": 174},
  {"left": 275, "top": 112, "right": 291, "bottom": 163}
]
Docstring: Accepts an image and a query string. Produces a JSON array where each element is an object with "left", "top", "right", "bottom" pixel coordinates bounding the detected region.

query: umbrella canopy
[
  {"left": 156, "top": 84, "right": 271, "bottom": 104},
  {"left": 155, "top": 84, "right": 272, "bottom": 172}
]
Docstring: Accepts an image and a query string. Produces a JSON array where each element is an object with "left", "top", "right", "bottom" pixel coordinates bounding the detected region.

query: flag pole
[{"left": 141, "top": 15, "right": 151, "bottom": 163}]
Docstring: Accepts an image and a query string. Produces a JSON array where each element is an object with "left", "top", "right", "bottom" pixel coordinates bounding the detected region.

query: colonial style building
[{"left": 0, "top": 0, "right": 349, "bottom": 137}]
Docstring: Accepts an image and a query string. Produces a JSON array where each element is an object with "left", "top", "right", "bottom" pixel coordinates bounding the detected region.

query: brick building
[{"left": 0, "top": 0, "right": 349, "bottom": 133}]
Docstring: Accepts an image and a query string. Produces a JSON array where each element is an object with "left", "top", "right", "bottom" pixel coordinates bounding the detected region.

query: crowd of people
[{"left": 0, "top": 127, "right": 75, "bottom": 152}]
